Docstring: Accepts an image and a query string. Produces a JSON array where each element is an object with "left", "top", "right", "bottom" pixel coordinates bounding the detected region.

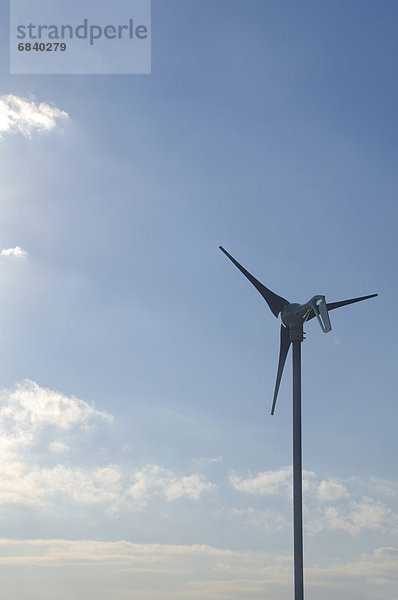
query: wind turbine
[{"left": 219, "top": 245, "right": 377, "bottom": 600}]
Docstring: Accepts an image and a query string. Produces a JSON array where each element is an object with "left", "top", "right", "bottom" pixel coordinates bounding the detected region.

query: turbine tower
[{"left": 219, "top": 245, "right": 377, "bottom": 600}]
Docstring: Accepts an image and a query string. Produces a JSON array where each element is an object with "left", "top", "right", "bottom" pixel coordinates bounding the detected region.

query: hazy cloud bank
[{"left": 0, "top": 539, "right": 395, "bottom": 600}]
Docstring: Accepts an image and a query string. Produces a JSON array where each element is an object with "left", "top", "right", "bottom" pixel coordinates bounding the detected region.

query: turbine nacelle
[{"left": 281, "top": 296, "right": 331, "bottom": 334}]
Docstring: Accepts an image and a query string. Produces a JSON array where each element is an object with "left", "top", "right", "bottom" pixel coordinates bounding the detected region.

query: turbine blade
[
  {"left": 219, "top": 246, "right": 289, "bottom": 317},
  {"left": 307, "top": 294, "right": 378, "bottom": 321},
  {"left": 271, "top": 325, "right": 291, "bottom": 415},
  {"left": 326, "top": 293, "right": 378, "bottom": 312}
]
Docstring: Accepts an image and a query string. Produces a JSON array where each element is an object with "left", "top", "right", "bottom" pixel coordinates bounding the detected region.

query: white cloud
[
  {"left": 0, "top": 379, "right": 111, "bottom": 451},
  {"left": 230, "top": 466, "right": 316, "bottom": 498},
  {"left": 0, "top": 453, "right": 213, "bottom": 513},
  {"left": 307, "top": 495, "right": 398, "bottom": 536},
  {"left": 230, "top": 468, "right": 398, "bottom": 536},
  {"left": 127, "top": 464, "right": 215, "bottom": 505},
  {"left": 0, "top": 381, "right": 119, "bottom": 509},
  {"left": 0, "top": 460, "right": 124, "bottom": 511},
  {"left": 0, "top": 94, "right": 69, "bottom": 139},
  {"left": 348, "top": 476, "right": 398, "bottom": 499},
  {"left": 127, "top": 468, "right": 151, "bottom": 502},
  {"left": 3, "top": 379, "right": 111, "bottom": 431},
  {"left": 230, "top": 466, "right": 292, "bottom": 495},
  {"left": 38, "top": 464, "right": 123, "bottom": 506},
  {"left": 369, "top": 479, "right": 398, "bottom": 498},
  {"left": 0, "top": 381, "right": 214, "bottom": 513},
  {"left": 48, "top": 440, "right": 70, "bottom": 453},
  {"left": 317, "top": 478, "right": 350, "bottom": 502},
  {"left": 0, "top": 246, "right": 28, "bottom": 258},
  {"left": 351, "top": 497, "right": 398, "bottom": 534},
  {"left": 166, "top": 474, "right": 214, "bottom": 501}
]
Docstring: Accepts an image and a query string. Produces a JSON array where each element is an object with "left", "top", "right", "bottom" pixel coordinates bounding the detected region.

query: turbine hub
[
  {"left": 281, "top": 301, "right": 313, "bottom": 329},
  {"left": 281, "top": 296, "right": 327, "bottom": 341}
]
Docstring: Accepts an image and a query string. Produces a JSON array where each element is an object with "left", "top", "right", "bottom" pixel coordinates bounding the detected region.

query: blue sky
[{"left": 0, "top": 1, "right": 397, "bottom": 598}]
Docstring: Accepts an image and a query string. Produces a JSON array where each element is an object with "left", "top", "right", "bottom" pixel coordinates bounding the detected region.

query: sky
[{"left": 0, "top": 1, "right": 397, "bottom": 598}]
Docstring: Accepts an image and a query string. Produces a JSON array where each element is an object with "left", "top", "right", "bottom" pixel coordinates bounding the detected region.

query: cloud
[
  {"left": 127, "top": 465, "right": 215, "bottom": 505},
  {"left": 230, "top": 467, "right": 398, "bottom": 536},
  {"left": 5, "top": 379, "right": 111, "bottom": 430},
  {"left": 0, "top": 381, "right": 214, "bottom": 513},
  {"left": 48, "top": 440, "right": 70, "bottom": 453},
  {"left": 0, "top": 94, "right": 69, "bottom": 139},
  {"left": 0, "top": 379, "right": 111, "bottom": 452},
  {"left": 230, "top": 466, "right": 316, "bottom": 497},
  {"left": 0, "top": 461, "right": 121, "bottom": 509},
  {"left": 166, "top": 474, "right": 214, "bottom": 501},
  {"left": 36, "top": 464, "right": 123, "bottom": 506},
  {"left": 317, "top": 478, "right": 350, "bottom": 502},
  {"left": 0, "top": 540, "right": 394, "bottom": 600},
  {"left": 0, "top": 460, "right": 214, "bottom": 512},
  {"left": 0, "top": 381, "right": 117, "bottom": 509},
  {"left": 310, "top": 497, "right": 398, "bottom": 536},
  {"left": 0, "top": 380, "right": 393, "bottom": 536},
  {"left": 348, "top": 476, "right": 398, "bottom": 499},
  {"left": 230, "top": 466, "right": 292, "bottom": 495},
  {"left": 0, "top": 246, "right": 28, "bottom": 258}
]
